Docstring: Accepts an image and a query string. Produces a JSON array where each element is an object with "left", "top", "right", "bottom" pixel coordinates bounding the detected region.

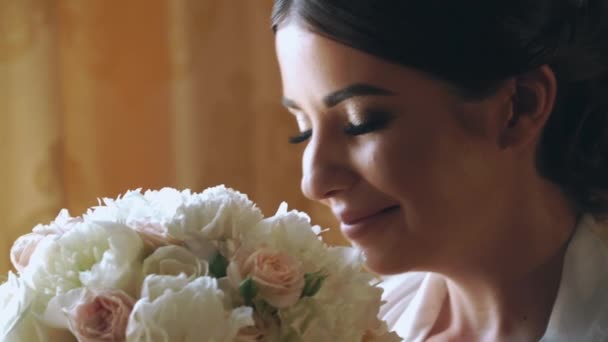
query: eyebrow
[{"left": 281, "top": 83, "right": 396, "bottom": 110}]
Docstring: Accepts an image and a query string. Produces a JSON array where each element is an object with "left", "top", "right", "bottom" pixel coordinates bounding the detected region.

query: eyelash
[
  {"left": 288, "top": 114, "right": 393, "bottom": 144},
  {"left": 288, "top": 129, "right": 312, "bottom": 144}
]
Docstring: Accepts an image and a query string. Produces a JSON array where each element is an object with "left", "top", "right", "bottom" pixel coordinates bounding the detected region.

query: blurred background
[{"left": 0, "top": 0, "right": 344, "bottom": 275}]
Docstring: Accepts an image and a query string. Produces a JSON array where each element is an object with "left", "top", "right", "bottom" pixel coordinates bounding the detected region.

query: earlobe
[{"left": 498, "top": 66, "right": 557, "bottom": 150}]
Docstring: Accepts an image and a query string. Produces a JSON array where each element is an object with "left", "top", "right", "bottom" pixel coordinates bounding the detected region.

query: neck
[
  {"left": 438, "top": 243, "right": 569, "bottom": 341},
  {"left": 430, "top": 178, "right": 579, "bottom": 341}
]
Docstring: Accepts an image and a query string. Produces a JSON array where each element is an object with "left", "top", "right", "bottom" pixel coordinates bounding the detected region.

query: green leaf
[
  {"left": 208, "top": 253, "right": 229, "bottom": 278},
  {"left": 253, "top": 299, "right": 272, "bottom": 314},
  {"left": 239, "top": 277, "right": 258, "bottom": 306},
  {"left": 301, "top": 271, "right": 327, "bottom": 298}
]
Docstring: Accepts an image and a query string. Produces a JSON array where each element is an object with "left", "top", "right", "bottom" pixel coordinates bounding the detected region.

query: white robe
[{"left": 379, "top": 215, "right": 608, "bottom": 341}]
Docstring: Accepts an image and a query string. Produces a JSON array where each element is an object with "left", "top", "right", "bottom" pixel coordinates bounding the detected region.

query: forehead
[
  {"left": 275, "top": 25, "right": 402, "bottom": 94},
  {"left": 274, "top": 24, "right": 454, "bottom": 106}
]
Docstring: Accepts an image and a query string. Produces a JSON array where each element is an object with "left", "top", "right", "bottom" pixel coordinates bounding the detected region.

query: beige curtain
[{"left": 0, "top": 0, "right": 343, "bottom": 275}]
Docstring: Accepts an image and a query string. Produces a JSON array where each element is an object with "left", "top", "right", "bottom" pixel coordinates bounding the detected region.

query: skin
[{"left": 275, "top": 23, "right": 579, "bottom": 341}]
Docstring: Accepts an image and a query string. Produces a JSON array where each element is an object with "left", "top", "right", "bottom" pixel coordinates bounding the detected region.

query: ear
[{"left": 499, "top": 65, "right": 557, "bottom": 150}]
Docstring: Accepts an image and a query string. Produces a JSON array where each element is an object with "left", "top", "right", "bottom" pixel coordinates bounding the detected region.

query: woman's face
[{"left": 275, "top": 24, "right": 519, "bottom": 274}]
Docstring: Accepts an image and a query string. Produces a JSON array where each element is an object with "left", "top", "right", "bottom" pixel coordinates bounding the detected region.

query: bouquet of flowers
[{"left": 0, "top": 186, "right": 399, "bottom": 341}]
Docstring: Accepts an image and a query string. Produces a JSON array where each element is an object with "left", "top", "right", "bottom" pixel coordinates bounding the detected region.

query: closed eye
[
  {"left": 287, "top": 111, "right": 394, "bottom": 144},
  {"left": 344, "top": 115, "right": 393, "bottom": 136},
  {"left": 288, "top": 129, "right": 312, "bottom": 144}
]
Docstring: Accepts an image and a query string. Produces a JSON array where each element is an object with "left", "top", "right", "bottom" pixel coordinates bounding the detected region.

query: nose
[{"left": 300, "top": 132, "right": 356, "bottom": 201}]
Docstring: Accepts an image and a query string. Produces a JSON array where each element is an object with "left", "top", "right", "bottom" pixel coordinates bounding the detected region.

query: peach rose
[
  {"left": 228, "top": 248, "right": 305, "bottom": 308},
  {"left": 67, "top": 289, "right": 135, "bottom": 342},
  {"left": 10, "top": 210, "right": 81, "bottom": 272}
]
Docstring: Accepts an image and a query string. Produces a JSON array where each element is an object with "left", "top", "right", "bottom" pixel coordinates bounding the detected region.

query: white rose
[
  {"left": 126, "top": 274, "right": 254, "bottom": 342},
  {"left": 21, "top": 220, "right": 144, "bottom": 301},
  {"left": 0, "top": 273, "right": 73, "bottom": 342},
  {"left": 142, "top": 245, "right": 207, "bottom": 281}
]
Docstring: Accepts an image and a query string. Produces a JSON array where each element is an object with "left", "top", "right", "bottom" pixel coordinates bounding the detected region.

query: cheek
[
  {"left": 368, "top": 125, "right": 494, "bottom": 227},
  {"left": 369, "top": 129, "right": 446, "bottom": 197}
]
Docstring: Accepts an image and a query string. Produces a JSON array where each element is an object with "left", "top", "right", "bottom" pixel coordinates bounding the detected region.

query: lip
[{"left": 337, "top": 205, "right": 401, "bottom": 240}]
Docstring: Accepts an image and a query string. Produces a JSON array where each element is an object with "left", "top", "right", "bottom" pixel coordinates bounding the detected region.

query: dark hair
[{"left": 272, "top": 0, "right": 608, "bottom": 218}]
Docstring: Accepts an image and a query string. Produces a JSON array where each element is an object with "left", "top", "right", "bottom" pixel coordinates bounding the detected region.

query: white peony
[
  {"left": 11, "top": 209, "right": 81, "bottom": 273},
  {"left": 0, "top": 273, "right": 74, "bottom": 342},
  {"left": 126, "top": 274, "right": 254, "bottom": 342},
  {"left": 280, "top": 285, "right": 397, "bottom": 342},
  {"left": 85, "top": 189, "right": 186, "bottom": 248},
  {"left": 96, "top": 188, "right": 198, "bottom": 230},
  {"left": 170, "top": 185, "right": 264, "bottom": 241},
  {"left": 33, "top": 209, "right": 81, "bottom": 235},
  {"left": 85, "top": 186, "right": 263, "bottom": 253},
  {"left": 245, "top": 202, "right": 327, "bottom": 273},
  {"left": 362, "top": 320, "right": 401, "bottom": 342},
  {"left": 21, "top": 220, "right": 144, "bottom": 302},
  {"left": 295, "top": 246, "right": 397, "bottom": 342},
  {"left": 2, "top": 186, "right": 396, "bottom": 341}
]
